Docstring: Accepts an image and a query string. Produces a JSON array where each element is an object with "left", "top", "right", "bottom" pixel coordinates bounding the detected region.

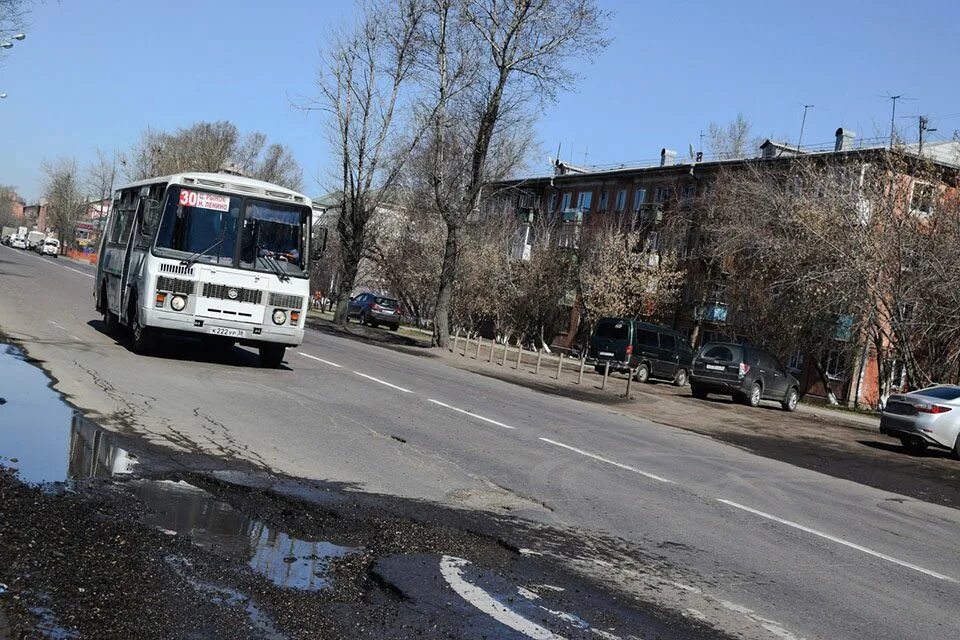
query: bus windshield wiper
[
  {"left": 180, "top": 238, "right": 223, "bottom": 266},
  {"left": 257, "top": 246, "right": 290, "bottom": 282}
]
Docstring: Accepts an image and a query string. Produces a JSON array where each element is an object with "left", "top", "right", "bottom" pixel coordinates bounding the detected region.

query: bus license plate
[
  {"left": 599, "top": 351, "right": 614, "bottom": 357},
  {"left": 209, "top": 327, "right": 244, "bottom": 338}
]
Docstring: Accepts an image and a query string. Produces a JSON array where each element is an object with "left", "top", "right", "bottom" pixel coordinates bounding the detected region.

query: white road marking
[
  {"left": 440, "top": 556, "right": 566, "bottom": 640},
  {"left": 47, "top": 320, "right": 68, "bottom": 331},
  {"left": 297, "top": 352, "right": 343, "bottom": 368},
  {"left": 427, "top": 399, "right": 516, "bottom": 430},
  {"left": 22, "top": 250, "right": 95, "bottom": 278},
  {"left": 717, "top": 499, "right": 957, "bottom": 582},
  {"left": 352, "top": 371, "right": 412, "bottom": 393},
  {"left": 538, "top": 438, "right": 673, "bottom": 483},
  {"left": 69, "top": 335, "right": 81, "bottom": 341}
]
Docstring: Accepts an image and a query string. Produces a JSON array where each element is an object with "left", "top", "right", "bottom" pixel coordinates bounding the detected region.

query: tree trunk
[
  {"left": 333, "top": 229, "right": 363, "bottom": 326},
  {"left": 432, "top": 221, "right": 459, "bottom": 347},
  {"left": 814, "top": 361, "right": 840, "bottom": 405}
]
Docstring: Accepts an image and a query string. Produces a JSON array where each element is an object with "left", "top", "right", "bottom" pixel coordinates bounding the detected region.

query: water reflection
[
  {"left": 0, "top": 343, "right": 358, "bottom": 591},
  {"left": 132, "top": 480, "right": 356, "bottom": 590}
]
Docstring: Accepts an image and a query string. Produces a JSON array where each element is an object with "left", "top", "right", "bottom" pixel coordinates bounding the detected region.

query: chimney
[
  {"left": 835, "top": 128, "right": 856, "bottom": 152},
  {"left": 660, "top": 148, "right": 678, "bottom": 166}
]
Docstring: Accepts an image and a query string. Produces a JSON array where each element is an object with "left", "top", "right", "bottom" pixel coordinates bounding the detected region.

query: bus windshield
[
  {"left": 154, "top": 186, "right": 309, "bottom": 277},
  {"left": 239, "top": 200, "right": 309, "bottom": 277},
  {"left": 155, "top": 187, "right": 240, "bottom": 266}
]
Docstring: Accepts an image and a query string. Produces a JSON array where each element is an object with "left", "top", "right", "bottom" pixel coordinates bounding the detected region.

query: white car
[
  {"left": 10, "top": 236, "right": 27, "bottom": 250},
  {"left": 40, "top": 239, "right": 60, "bottom": 257},
  {"left": 880, "top": 385, "right": 960, "bottom": 457}
]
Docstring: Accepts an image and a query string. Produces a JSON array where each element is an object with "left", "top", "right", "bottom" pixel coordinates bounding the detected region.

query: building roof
[{"left": 503, "top": 139, "right": 960, "bottom": 187}]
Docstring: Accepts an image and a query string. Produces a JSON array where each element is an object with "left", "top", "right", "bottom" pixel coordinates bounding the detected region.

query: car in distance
[
  {"left": 879, "top": 385, "right": 960, "bottom": 457},
  {"left": 40, "top": 238, "right": 60, "bottom": 257},
  {"left": 347, "top": 293, "right": 402, "bottom": 331},
  {"left": 690, "top": 342, "right": 800, "bottom": 411},
  {"left": 10, "top": 235, "right": 27, "bottom": 250}
]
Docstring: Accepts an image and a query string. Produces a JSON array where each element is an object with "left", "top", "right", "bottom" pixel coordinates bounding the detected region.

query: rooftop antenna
[
  {"left": 582, "top": 145, "right": 589, "bottom": 165},
  {"left": 797, "top": 104, "right": 814, "bottom": 152},
  {"left": 883, "top": 94, "right": 916, "bottom": 148}
]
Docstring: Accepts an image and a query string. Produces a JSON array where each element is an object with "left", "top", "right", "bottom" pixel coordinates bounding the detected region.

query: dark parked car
[
  {"left": 588, "top": 318, "right": 694, "bottom": 386},
  {"left": 347, "top": 293, "right": 402, "bottom": 331},
  {"left": 690, "top": 342, "right": 800, "bottom": 411}
]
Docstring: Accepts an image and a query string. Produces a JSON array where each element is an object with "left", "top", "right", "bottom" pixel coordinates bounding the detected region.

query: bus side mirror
[{"left": 311, "top": 228, "right": 328, "bottom": 261}]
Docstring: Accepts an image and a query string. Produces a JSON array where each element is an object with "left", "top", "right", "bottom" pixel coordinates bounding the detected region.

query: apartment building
[{"left": 492, "top": 128, "right": 960, "bottom": 407}]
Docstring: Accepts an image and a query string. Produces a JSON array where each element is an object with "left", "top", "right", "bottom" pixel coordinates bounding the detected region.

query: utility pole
[
  {"left": 918, "top": 116, "right": 936, "bottom": 155},
  {"left": 888, "top": 95, "right": 902, "bottom": 148},
  {"left": 797, "top": 104, "right": 814, "bottom": 152}
]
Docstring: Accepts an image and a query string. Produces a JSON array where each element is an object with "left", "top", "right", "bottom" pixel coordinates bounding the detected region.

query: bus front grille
[
  {"left": 156, "top": 276, "right": 196, "bottom": 295},
  {"left": 202, "top": 283, "right": 263, "bottom": 305},
  {"left": 268, "top": 292, "right": 304, "bottom": 309}
]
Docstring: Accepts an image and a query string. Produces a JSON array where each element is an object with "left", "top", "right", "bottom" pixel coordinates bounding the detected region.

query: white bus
[{"left": 95, "top": 172, "right": 326, "bottom": 367}]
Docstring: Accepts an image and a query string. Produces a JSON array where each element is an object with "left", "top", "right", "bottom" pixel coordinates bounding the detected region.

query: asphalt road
[{"left": 1, "top": 244, "right": 959, "bottom": 640}]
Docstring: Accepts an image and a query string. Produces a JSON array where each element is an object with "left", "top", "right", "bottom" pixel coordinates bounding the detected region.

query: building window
[
  {"left": 549, "top": 193, "right": 558, "bottom": 212},
  {"left": 681, "top": 184, "right": 695, "bottom": 202},
  {"left": 786, "top": 351, "right": 804, "bottom": 373},
  {"left": 910, "top": 182, "right": 936, "bottom": 216},
  {"left": 615, "top": 189, "right": 627, "bottom": 211},
  {"left": 632, "top": 188, "right": 646, "bottom": 211},
  {"left": 598, "top": 191, "right": 609, "bottom": 211},
  {"left": 654, "top": 186, "right": 674, "bottom": 203},
  {"left": 644, "top": 230, "right": 660, "bottom": 252},
  {"left": 561, "top": 192, "right": 572, "bottom": 210},
  {"left": 576, "top": 191, "right": 592, "bottom": 212},
  {"left": 820, "top": 349, "right": 848, "bottom": 380}
]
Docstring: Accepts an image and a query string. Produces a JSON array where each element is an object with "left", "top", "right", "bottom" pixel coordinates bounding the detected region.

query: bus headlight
[
  {"left": 272, "top": 309, "right": 287, "bottom": 325},
  {"left": 171, "top": 295, "right": 187, "bottom": 311}
]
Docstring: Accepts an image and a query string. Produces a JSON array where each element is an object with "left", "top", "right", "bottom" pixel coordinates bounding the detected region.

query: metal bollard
[
  {"left": 500, "top": 341, "right": 509, "bottom": 366},
  {"left": 534, "top": 349, "right": 543, "bottom": 375},
  {"left": 475, "top": 336, "right": 483, "bottom": 359},
  {"left": 515, "top": 343, "right": 523, "bottom": 369},
  {"left": 623, "top": 368, "right": 633, "bottom": 398},
  {"left": 463, "top": 336, "right": 470, "bottom": 357},
  {"left": 452, "top": 330, "right": 460, "bottom": 353},
  {"left": 577, "top": 355, "right": 586, "bottom": 384},
  {"left": 601, "top": 360, "right": 610, "bottom": 390},
  {"left": 487, "top": 339, "right": 494, "bottom": 363},
  {"left": 555, "top": 353, "right": 564, "bottom": 380}
]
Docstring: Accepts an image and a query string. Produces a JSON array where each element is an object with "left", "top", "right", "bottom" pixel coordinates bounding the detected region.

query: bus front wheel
[{"left": 259, "top": 344, "right": 286, "bottom": 368}]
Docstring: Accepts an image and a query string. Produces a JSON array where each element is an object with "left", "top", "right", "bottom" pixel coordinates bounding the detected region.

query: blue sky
[{"left": 3, "top": 0, "right": 959, "bottom": 201}]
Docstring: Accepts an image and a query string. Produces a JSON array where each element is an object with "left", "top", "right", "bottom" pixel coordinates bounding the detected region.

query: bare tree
[
  {"left": 706, "top": 113, "right": 759, "bottom": 160},
  {"left": 699, "top": 149, "right": 960, "bottom": 406},
  {"left": 423, "top": 0, "right": 611, "bottom": 347},
  {"left": 0, "top": 185, "right": 20, "bottom": 228},
  {"left": 122, "top": 121, "right": 303, "bottom": 190},
  {"left": 87, "top": 148, "right": 117, "bottom": 203},
  {"left": 42, "top": 159, "right": 86, "bottom": 250},
  {"left": 314, "top": 0, "right": 431, "bottom": 324}
]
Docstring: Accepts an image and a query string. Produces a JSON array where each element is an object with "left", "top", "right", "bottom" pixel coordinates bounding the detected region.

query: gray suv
[
  {"left": 690, "top": 342, "right": 800, "bottom": 411},
  {"left": 347, "top": 293, "right": 402, "bottom": 331}
]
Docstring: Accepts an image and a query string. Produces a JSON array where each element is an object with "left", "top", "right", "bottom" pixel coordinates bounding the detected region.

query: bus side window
[
  {"left": 135, "top": 182, "right": 168, "bottom": 249},
  {"left": 109, "top": 189, "right": 137, "bottom": 245}
]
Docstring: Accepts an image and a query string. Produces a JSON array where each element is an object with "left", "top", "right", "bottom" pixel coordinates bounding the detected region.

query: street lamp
[
  {"left": 12, "top": 33, "right": 25, "bottom": 41},
  {"left": 0, "top": 94, "right": 7, "bottom": 99},
  {"left": 0, "top": 42, "right": 12, "bottom": 49}
]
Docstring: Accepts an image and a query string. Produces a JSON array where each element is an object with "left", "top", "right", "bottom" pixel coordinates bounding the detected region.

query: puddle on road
[
  {"left": 0, "top": 342, "right": 357, "bottom": 591},
  {"left": 0, "top": 343, "right": 139, "bottom": 483},
  {"left": 132, "top": 479, "right": 358, "bottom": 591}
]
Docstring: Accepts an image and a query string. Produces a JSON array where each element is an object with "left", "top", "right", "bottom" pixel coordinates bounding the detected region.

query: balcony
[
  {"left": 699, "top": 302, "right": 728, "bottom": 323},
  {"left": 562, "top": 207, "right": 586, "bottom": 224}
]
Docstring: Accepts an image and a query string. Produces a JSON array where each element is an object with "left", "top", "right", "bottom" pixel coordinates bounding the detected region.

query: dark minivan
[
  {"left": 690, "top": 342, "right": 800, "bottom": 411},
  {"left": 588, "top": 318, "right": 694, "bottom": 386}
]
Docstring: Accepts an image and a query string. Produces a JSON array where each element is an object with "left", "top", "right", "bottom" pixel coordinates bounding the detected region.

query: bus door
[{"left": 119, "top": 186, "right": 163, "bottom": 324}]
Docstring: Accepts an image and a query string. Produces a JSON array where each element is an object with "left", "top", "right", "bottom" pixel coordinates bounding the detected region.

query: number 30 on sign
[{"left": 178, "top": 189, "right": 231, "bottom": 212}]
